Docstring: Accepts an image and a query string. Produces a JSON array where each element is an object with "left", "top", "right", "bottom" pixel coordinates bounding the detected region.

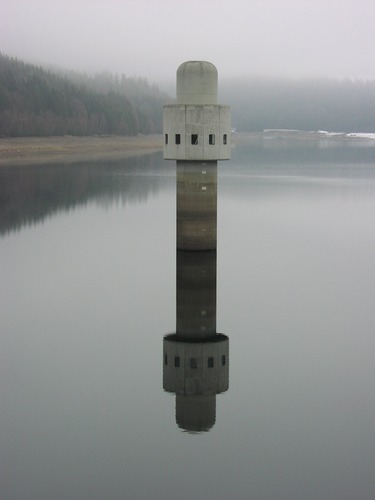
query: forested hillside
[
  {"left": 0, "top": 53, "right": 168, "bottom": 137},
  {"left": 2, "top": 52, "right": 375, "bottom": 137},
  {"left": 221, "top": 77, "right": 375, "bottom": 133}
]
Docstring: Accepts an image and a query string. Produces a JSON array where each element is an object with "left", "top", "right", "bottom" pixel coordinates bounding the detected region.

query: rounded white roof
[{"left": 176, "top": 61, "right": 218, "bottom": 104}]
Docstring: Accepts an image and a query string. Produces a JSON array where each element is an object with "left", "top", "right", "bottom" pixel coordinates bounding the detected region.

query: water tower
[
  {"left": 162, "top": 62, "right": 230, "bottom": 432},
  {"left": 163, "top": 60, "right": 231, "bottom": 250}
]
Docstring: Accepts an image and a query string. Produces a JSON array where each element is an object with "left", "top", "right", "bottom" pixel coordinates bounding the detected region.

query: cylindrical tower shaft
[
  {"left": 162, "top": 61, "right": 230, "bottom": 432},
  {"left": 176, "top": 160, "right": 217, "bottom": 251}
]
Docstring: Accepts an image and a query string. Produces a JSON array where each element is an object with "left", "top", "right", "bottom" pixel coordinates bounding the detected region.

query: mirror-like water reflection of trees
[{"left": 0, "top": 152, "right": 174, "bottom": 235}]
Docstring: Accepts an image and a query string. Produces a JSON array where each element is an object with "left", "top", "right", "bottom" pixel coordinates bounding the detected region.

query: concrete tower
[
  {"left": 163, "top": 61, "right": 231, "bottom": 250},
  {"left": 163, "top": 62, "right": 230, "bottom": 432},
  {"left": 163, "top": 250, "right": 229, "bottom": 432}
]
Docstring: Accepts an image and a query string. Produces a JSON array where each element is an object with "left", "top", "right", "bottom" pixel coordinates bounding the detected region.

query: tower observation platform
[{"left": 163, "top": 61, "right": 231, "bottom": 161}]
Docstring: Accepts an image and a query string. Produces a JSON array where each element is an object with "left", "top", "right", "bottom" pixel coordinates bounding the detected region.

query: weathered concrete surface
[
  {"left": 176, "top": 160, "right": 217, "bottom": 250},
  {"left": 177, "top": 61, "right": 218, "bottom": 105},
  {"left": 163, "top": 60, "right": 231, "bottom": 161},
  {"left": 163, "top": 105, "right": 230, "bottom": 160}
]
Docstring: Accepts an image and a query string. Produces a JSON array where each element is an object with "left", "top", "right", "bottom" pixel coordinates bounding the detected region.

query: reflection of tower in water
[
  {"left": 164, "top": 251, "right": 229, "bottom": 432},
  {"left": 162, "top": 61, "right": 230, "bottom": 432}
]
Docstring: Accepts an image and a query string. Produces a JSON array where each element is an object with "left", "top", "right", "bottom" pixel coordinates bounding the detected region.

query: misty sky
[{"left": 2, "top": 0, "right": 375, "bottom": 83}]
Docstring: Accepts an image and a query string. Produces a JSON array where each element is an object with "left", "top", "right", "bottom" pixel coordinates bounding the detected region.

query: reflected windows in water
[{"left": 190, "top": 358, "right": 197, "bottom": 369}]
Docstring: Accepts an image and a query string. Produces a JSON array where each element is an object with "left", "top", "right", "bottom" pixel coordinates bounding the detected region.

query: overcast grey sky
[{"left": 2, "top": 0, "right": 375, "bottom": 83}]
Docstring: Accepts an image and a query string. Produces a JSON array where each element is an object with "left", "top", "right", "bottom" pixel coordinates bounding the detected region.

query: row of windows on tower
[
  {"left": 165, "top": 133, "right": 227, "bottom": 146},
  {"left": 164, "top": 354, "right": 226, "bottom": 368}
]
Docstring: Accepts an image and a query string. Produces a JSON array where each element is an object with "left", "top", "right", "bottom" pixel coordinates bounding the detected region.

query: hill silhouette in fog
[
  {"left": 1, "top": 52, "right": 375, "bottom": 137},
  {"left": 0, "top": 53, "right": 168, "bottom": 137},
  {"left": 220, "top": 76, "right": 375, "bottom": 133}
]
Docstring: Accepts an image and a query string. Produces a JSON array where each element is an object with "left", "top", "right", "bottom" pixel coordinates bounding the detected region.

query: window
[
  {"left": 174, "top": 356, "right": 180, "bottom": 368},
  {"left": 222, "top": 355, "right": 226, "bottom": 366},
  {"left": 208, "top": 357, "right": 214, "bottom": 368},
  {"left": 223, "top": 134, "right": 227, "bottom": 145},
  {"left": 165, "top": 134, "right": 168, "bottom": 145},
  {"left": 175, "top": 134, "right": 181, "bottom": 145},
  {"left": 164, "top": 354, "right": 168, "bottom": 365},
  {"left": 191, "top": 134, "right": 198, "bottom": 145},
  {"left": 209, "top": 134, "right": 215, "bottom": 145},
  {"left": 190, "top": 358, "right": 197, "bottom": 369}
]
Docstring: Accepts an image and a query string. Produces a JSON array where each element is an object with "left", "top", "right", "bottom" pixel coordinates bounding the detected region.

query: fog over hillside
[
  {"left": 0, "top": 53, "right": 167, "bottom": 137},
  {"left": 219, "top": 77, "right": 375, "bottom": 133},
  {"left": 3, "top": 0, "right": 375, "bottom": 137},
  {"left": 1, "top": 51, "right": 375, "bottom": 137},
  {"left": 2, "top": 0, "right": 375, "bottom": 82}
]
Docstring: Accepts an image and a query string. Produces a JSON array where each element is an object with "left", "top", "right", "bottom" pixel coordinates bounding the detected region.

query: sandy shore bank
[
  {"left": 2, "top": 131, "right": 373, "bottom": 167},
  {"left": 0, "top": 135, "right": 163, "bottom": 166},
  {"left": 0, "top": 133, "right": 250, "bottom": 167}
]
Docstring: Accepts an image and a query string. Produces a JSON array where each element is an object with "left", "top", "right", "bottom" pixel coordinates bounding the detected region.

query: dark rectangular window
[
  {"left": 222, "top": 355, "right": 226, "bottom": 366},
  {"left": 191, "top": 134, "right": 198, "bottom": 145},
  {"left": 209, "top": 134, "right": 215, "bottom": 145},
  {"left": 175, "top": 134, "right": 181, "bottom": 145},
  {"left": 164, "top": 354, "right": 168, "bottom": 365},
  {"left": 165, "top": 134, "right": 168, "bottom": 145},
  {"left": 190, "top": 358, "right": 198, "bottom": 369},
  {"left": 223, "top": 134, "right": 227, "bottom": 145},
  {"left": 174, "top": 356, "right": 180, "bottom": 367},
  {"left": 208, "top": 357, "right": 214, "bottom": 368}
]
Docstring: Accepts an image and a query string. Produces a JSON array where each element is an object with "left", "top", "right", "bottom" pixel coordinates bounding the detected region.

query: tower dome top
[{"left": 176, "top": 61, "right": 218, "bottom": 105}]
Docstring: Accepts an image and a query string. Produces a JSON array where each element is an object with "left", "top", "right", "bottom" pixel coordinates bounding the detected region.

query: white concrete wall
[
  {"left": 163, "top": 104, "right": 231, "bottom": 160},
  {"left": 176, "top": 61, "right": 218, "bottom": 105}
]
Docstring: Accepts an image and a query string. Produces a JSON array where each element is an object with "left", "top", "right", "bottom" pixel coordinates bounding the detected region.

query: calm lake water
[{"left": 1, "top": 140, "right": 375, "bottom": 500}]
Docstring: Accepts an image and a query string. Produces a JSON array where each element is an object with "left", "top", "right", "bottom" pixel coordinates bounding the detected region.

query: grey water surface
[{"left": 1, "top": 141, "right": 375, "bottom": 500}]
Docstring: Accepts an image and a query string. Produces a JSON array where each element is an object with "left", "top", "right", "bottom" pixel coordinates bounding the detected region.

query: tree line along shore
[
  {"left": 2, "top": 52, "right": 375, "bottom": 138},
  {"left": 0, "top": 53, "right": 168, "bottom": 138}
]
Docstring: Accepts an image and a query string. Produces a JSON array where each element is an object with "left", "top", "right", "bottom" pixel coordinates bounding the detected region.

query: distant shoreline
[
  {"left": 0, "top": 135, "right": 164, "bottom": 166},
  {"left": 233, "top": 130, "right": 375, "bottom": 142},
  {"left": 1, "top": 131, "right": 375, "bottom": 166}
]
